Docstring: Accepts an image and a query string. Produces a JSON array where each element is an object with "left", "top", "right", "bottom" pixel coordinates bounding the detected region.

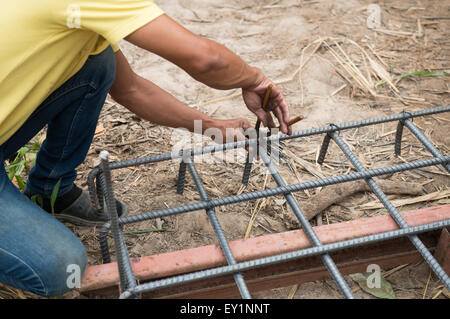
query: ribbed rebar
[
  {"left": 98, "top": 226, "right": 111, "bottom": 264},
  {"left": 99, "top": 151, "right": 137, "bottom": 294},
  {"left": 111, "top": 105, "right": 450, "bottom": 169},
  {"left": 330, "top": 132, "right": 450, "bottom": 289},
  {"left": 92, "top": 172, "right": 112, "bottom": 264},
  {"left": 317, "top": 133, "right": 332, "bottom": 165},
  {"left": 241, "top": 155, "right": 253, "bottom": 186},
  {"left": 176, "top": 161, "right": 187, "bottom": 195},
  {"left": 87, "top": 167, "right": 102, "bottom": 211},
  {"left": 119, "top": 218, "right": 450, "bottom": 298},
  {"left": 259, "top": 147, "right": 354, "bottom": 299},
  {"left": 394, "top": 120, "right": 405, "bottom": 156},
  {"left": 185, "top": 158, "right": 252, "bottom": 299},
  {"left": 116, "top": 156, "right": 449, "bottom": 226},
  {"left": 404, "top": 119, "right": 450, "bottom": 172}
]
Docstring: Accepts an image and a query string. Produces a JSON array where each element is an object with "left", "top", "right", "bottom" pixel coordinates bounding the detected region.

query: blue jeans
[{"left": 0, "top": 46, "right": 116, "bottom": 296}]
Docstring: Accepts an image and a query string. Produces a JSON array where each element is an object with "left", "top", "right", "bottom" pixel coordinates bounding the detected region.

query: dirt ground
[{"left": 2, "top": 0, "right": 449, "bottom": 299}]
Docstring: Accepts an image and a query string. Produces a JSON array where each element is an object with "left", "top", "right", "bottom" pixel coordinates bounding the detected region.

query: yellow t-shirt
[{"left": 0, "top": 0, "right": 164, "bottom": 145}]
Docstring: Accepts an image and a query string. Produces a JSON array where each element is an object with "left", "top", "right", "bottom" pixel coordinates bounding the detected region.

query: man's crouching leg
[{"left": 0, "top": 150, "right": 87, "bottom": 297}]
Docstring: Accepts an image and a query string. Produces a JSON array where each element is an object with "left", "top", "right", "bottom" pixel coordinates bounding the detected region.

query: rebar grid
[
  {"left": 329, "top": 131, "right": 449, "bottom": 287},
  {"left": 91, "top": 106, "right": 450, "bottom": 299}
]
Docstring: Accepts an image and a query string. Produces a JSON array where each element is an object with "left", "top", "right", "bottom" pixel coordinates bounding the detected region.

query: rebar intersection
[{"left": 89, "top": 105, "right": 450, "bottom": 299}]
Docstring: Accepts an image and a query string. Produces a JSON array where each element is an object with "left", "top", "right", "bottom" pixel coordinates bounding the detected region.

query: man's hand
[
  {"left": 206, "top": 118, "right": 251, "bottom": 144},
  {"left": 242, "top": 75, "right": 291, "bottom": 135}
]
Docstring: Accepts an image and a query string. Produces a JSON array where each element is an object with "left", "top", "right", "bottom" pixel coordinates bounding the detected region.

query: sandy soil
[{"left": 3, "top": 0, "right": 449, "bottom": 299}]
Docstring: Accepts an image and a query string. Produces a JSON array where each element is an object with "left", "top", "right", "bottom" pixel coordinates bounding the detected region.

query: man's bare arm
[
  {"left": 125, "top": 14, "right": 291, "bottom": 134},
  {"left": 125, "top": 14, "right": 261, "bottom": 90},
  {"left": 109, "top": 50, "right": 250, "bottom": 140}
]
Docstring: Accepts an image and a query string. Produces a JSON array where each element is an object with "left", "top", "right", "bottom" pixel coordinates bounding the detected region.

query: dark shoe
[
  {"left": 54, "top": 190, "right": 128, "bottom": 227},
  {"left": 26, "top": 185, "right": 127, "bottom": 227}
]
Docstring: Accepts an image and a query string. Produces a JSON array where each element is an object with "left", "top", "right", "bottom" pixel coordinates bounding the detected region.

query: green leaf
[
  {"left": 350, "top": 272, "right": 396, "bottom": 299},
  {"left": 15, "top": 161, "right": 25, "bottom": 176},
  {"left": 31, "top": 194, "right": 44, "bottom": 208},
  {"left": 31, "top": 139, "right": 41, "bottom": 152},
  {"left": 123, "top": 228, "right": 167, "bottom": 235},
  {"left": 15, "top": 175, "right": 26, "bottom": 191},
  {"left": 5, "top": 162, "right": 20, "bottom": 170},
  {"left": 376, "top": 70, "right": 449, "bottom": 88},
  {"left": 7, "top": 168, "right": 17, "bottom": 181},
  {"left": 17, "top": 146, "right": 29, "bottom": 157},
  {"left": 397, "top": 70, "right": 448, "bottom": 79},
  {"left": 50, "top": 179, "right": 62, "bottom": 216}
]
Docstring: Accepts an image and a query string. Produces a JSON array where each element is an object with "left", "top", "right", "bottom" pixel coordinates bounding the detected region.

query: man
[{"left": 0, "top": 1, "right": 291, "bottom": 297}]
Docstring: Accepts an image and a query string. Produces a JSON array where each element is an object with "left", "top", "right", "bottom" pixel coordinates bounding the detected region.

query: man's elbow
[
  {"left": 109, "top": 76, "right": 139, "bottom": 106},
  {"left": 190, "top": 39, "right": 228, "bottom": 77},
  {"left": 110, "top": 88, "right": 137, "bottom": 109}
]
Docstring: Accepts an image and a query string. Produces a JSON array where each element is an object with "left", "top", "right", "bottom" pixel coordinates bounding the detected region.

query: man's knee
[
  {"left": 0, "top": 236, "right": 87, "bottom": 297},
  {"left": 38, "top": 238, "right": 87, "bottom": 297}
]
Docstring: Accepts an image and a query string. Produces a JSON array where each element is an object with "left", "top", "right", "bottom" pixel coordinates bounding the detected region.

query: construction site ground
[{"left": 1, "top": 0, "right": 449, "bottom": 299}]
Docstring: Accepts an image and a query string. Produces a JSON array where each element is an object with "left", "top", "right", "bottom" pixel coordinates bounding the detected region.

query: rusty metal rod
[{"left": 119, "top": 219, "right": 450, "bottom": 298}]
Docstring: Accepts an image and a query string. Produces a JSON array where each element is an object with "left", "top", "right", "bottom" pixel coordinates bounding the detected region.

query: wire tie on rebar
[
  {"left": 329, "top": 123, "right": 341, "bottom": 133},
  {"left": 401, "top": 110, "right": 413, "bottom": 121}
]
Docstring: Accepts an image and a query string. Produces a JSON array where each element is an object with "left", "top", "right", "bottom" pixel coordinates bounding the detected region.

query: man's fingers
[
  {"left": 268, "top": 84, "right": 291, "bottom": 133},
  {"left": 272, "top": 107, "right": 288, "bottom": 134},
  {"left": 259, "top": 85, "right": 290, "bottom": 128},
  {"left": 275, "top": 93, "right": 290, "bottom": 117},
  {"left": 278, "top": 99, "right": 291, "bottom": 134},
  {"left": 242, "top": 79, "right": 291, "bottom": 135},
  {"left": 254, "top": 109, "right": 269, "bottom": 127}
]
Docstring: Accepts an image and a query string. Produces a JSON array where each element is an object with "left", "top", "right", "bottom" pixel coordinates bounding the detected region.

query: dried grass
[
  {"left": 358, "top": 189, "right": 450, "bottom": 210},
  {"left": 0, "top": 283, "right": 40, "bottom": 299},
  {"left": 192, "top": 33, "right": 436, "bottom": 113}
]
